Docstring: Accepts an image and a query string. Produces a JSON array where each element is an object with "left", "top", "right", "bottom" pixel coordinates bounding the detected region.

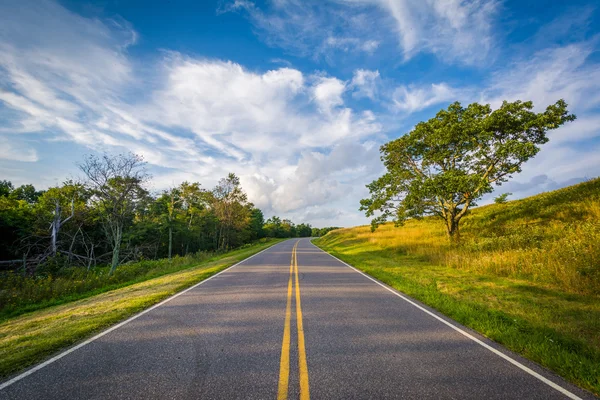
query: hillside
[{"left": 314, "top": 178, "right": 600, "bottom": 395}]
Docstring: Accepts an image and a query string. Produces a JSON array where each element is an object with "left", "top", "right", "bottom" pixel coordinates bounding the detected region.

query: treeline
[
  {"left": 0, "top": 153, "right": 338, "bottom": 275},
  {"left": 263, "top": 217, "right": 339, "bottom": 238}
]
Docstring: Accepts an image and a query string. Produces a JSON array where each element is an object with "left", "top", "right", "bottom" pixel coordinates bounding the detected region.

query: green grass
[
  {"left": 314, "top": 178, "right": 600, "bottom": 396},
  {"left": 0, "top": 239, "right": 282, "bottom": 379},
  {"left": 0, "top": 239, "right": 279, "bottom": 322}
]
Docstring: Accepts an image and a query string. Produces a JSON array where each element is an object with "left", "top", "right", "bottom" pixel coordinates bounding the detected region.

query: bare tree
[
  {"left": 79, "top": 153, "right": 149, "bottom": 275},
  {"left": 50, "top": 199, "right": 74, "bottom": 256}
]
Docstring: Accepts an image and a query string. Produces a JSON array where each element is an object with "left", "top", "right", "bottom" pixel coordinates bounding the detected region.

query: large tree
[
  {"left": 360, "top": 99, "right": 575, "bottom": 241},
  {"left": 212, "top": 173, "right": 251, "bottom": 250},
  {"left": 79, "top": 153, "right": 150, "bottom": 274}
]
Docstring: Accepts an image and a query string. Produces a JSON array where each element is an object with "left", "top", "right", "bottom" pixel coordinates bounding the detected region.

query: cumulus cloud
[
  {"left": 312, "top": 76, "right": 346, "bottom": 113},
  {"left": 0, "top": 0, "right": 382, "bottom": 225}
]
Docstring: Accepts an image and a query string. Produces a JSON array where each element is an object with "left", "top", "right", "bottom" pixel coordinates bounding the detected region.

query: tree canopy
[
  {"left": 360, "top": 99, "right": 575, "bottom": 240},
  {"left": 0, "top": 154, "right": 328, "bottom": 275}
]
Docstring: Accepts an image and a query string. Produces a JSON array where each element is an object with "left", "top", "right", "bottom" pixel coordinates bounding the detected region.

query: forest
[{"left": 0, "top": 153, "right": 338, "bottom": 276}]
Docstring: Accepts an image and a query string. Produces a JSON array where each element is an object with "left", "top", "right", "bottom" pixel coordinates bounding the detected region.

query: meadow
[
  {"left": 0, "top": 238, "right": 282, "bottom": 378},
  {"left": 315, "top": 178, "right": 600, "bottom": 395}
]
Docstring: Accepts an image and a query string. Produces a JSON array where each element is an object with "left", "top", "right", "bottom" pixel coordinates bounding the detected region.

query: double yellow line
[{"left": 277, "top": 241, "right": 310, "bottom": 400}]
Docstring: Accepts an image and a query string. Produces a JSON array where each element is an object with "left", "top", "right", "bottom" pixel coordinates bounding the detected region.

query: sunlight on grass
[
  {"left": 315, "top": 178, "right": 600, "bottom": 395},
  {"left": 0, "top": 239, "right": 281, "bottom": 379}
]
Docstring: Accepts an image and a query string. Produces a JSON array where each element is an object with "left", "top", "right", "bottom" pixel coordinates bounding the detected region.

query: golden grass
[
  {"left": 314, "top": 179, "right": 600, "bottom": 394},
  {"left": 344, "top": 179, "right": 600, "bottom": 294}
]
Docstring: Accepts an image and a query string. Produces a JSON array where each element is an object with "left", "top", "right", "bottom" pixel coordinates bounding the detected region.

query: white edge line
[
  {"left": 307, "top": 240, "right": 583, "bottom": 400},
  {"left": 0, "top": 241, "right": 283, "bottom": 391}
]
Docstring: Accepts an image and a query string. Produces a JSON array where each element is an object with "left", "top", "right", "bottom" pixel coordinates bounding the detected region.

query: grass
[
  {"left": 0, "top": 239, "right": 278, "bottom": 322},
  {"left": 0, "top": 238, "right": 282, "bottom": 379},
  {"left": 314, "top": 178, "right": 600, "bottom": 396}
]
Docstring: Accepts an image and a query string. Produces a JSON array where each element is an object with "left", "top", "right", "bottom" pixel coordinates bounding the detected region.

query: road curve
[{"left": 0, "top": 238, "right": 594, "bottom": 399}]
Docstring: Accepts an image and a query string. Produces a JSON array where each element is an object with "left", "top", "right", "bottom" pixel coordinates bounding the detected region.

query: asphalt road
[{"left": 0, "top": 238, "right": 595, "bottom": 399}]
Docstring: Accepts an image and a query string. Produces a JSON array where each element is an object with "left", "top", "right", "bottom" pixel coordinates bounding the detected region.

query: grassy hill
[{"left": 314, "top": 178, "right": 600, "bottom": 395}]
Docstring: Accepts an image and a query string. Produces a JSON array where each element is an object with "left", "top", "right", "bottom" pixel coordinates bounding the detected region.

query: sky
[{"left": 0, "top": 0, "right": 599, "bottom": 227}]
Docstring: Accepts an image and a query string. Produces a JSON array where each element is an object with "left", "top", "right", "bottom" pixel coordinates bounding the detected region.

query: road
[{"left": 0, "top": 238, "right": 594, "bottom": 399}]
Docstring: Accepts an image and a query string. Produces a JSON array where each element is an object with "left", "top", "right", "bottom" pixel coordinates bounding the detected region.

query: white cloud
[
  {"left": 225, "top": 0, "right": 497, "bottom": 64},
  {"left": 548, "top": 115, "right": 600, "bottom": 145},
  {"left": 266, "top": 140, "right": 383, "bottom": 216},
  {"left": 0, "top": 137, "right": 38, "bottom": 162},
  {"left": 483, "top": 41, "right": 600, "bottom": 111},
  {"left": 392, "top": 83, "right": 455, "bottom": 113},
  {"left": 312, "top": 76, "right": 346, "bottom": 113},
  {"left": 350, "top": 69, "right": 380, "bottom": 100},
  {"left": 350, "top": 0, "right": 498, "bottom": 63},
  {"left": 323, "top": 36, "right": 380, "bottom": 54},
  {"left": 0, "top": 0, "right": 382, "bottom": 225},
  {"left": 2, "top": 0, "right": 599, "bottom": 229},
  {"left": 478, "top": 40, "right": 600, "bottom": 201}
]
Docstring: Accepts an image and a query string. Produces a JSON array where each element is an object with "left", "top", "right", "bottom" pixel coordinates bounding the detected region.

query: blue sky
[{"left": 1, "top": 0, "right": 599, "bottom": 227}]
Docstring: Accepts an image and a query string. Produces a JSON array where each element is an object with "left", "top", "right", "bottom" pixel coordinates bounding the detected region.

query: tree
[
  {"left": 247, "top": 208, "right": 265, "bottom": 240},
  {"left": 10, "top": 184, "right": 43, "bottom": 204},
  {"left": 0, "top": 180, "right": 13, "bottom": 197},
  {"left": 178, "top": 182, "right": 208, "bottom": 254},
  {"left": 296, "top": 223, "right": 312, "bottom": 237},
  {"left": 159, "top": 187, "right": 183, "bottom": 261},
  {"left": 318, "top": 227, "right": 339, "bottom": 236},
  {"left": 281, "top": 219, "right": 296, "bottom": 238},
  {"left": 34, "top": 182, "right": 94, "bottom": 267},
  {"left": 0, "top": 195, "right": 35, "bottom": 260},
  {"left": 264, "top": 216, "right": 283, "bottom": 238},
  {"left": 38, "top": 184, "right": 80, "bottom": 256},
  {"left": 212, "top": 173, "right": 251, "bottom": 250},
  {"left": 494, "top": 193, "right": 512, "bottom": 204},
  {"left": 79, "top": 153, "right": 150, "bottom": 274},
  {"left": 360, "top": 99, "right": 575, "bottom": 241}
]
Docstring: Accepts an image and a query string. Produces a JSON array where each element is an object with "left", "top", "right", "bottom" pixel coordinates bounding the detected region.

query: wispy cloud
[
  {"left": 221, "top": 0, "right": 384, "bottom": 62},
  {"left": 350, "top": 69, "right": 380, "bottom": 100},
  {"left": 0, "top": 0, "right": 383, "bottom": 222},
  {"left": 483, "top": 40, "right": 600, "bottom": 111},
  {"left": 368, "top": 0, "right": 498, "bottom": 64},
  {"left": 223, "top": 0, "right": 498, "bottom": 64},
  {"left": 476, "top": 38, "right": 600, "bottom": 200},
  {"left": 392, "top": 83, "right": 456, "bottom": 113},
  {"left": 1, "top": 0, "right": 599, "bottom": 228},
  {"left": 0, "top": 137, "right": 38, "bottom": 162}
]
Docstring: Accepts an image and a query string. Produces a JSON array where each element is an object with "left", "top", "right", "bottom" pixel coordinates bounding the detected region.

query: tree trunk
[
  {"left": 51, "top": 201, "right": 61, "bottom": 256},
  {"left": 109, "top": 226, "right": 122, "bottom": 275},
  {"left": 168, "top": 225, "right": 173, "bottom": 261},
  {"left": 446, "top": 217, "right": 460, "bottom": 243}
]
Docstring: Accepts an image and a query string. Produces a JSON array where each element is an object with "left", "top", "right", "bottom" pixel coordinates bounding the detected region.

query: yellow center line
[
  {"left": 294, "top": 241, "right": 310, "bottom": 400},
  {"left": 277, "top": 250, "right": 294, "bottom": 400},
  {"left": 277, "top": 240, "right": 310, "bottom": 400}
]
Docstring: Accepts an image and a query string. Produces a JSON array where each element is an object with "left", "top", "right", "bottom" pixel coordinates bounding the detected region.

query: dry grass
[
  {"left": 315, "top": 178, "right": 600, "bottom": 394},
  {"left": 347, "top": 178, "right": 600, "bottom": 294}
]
